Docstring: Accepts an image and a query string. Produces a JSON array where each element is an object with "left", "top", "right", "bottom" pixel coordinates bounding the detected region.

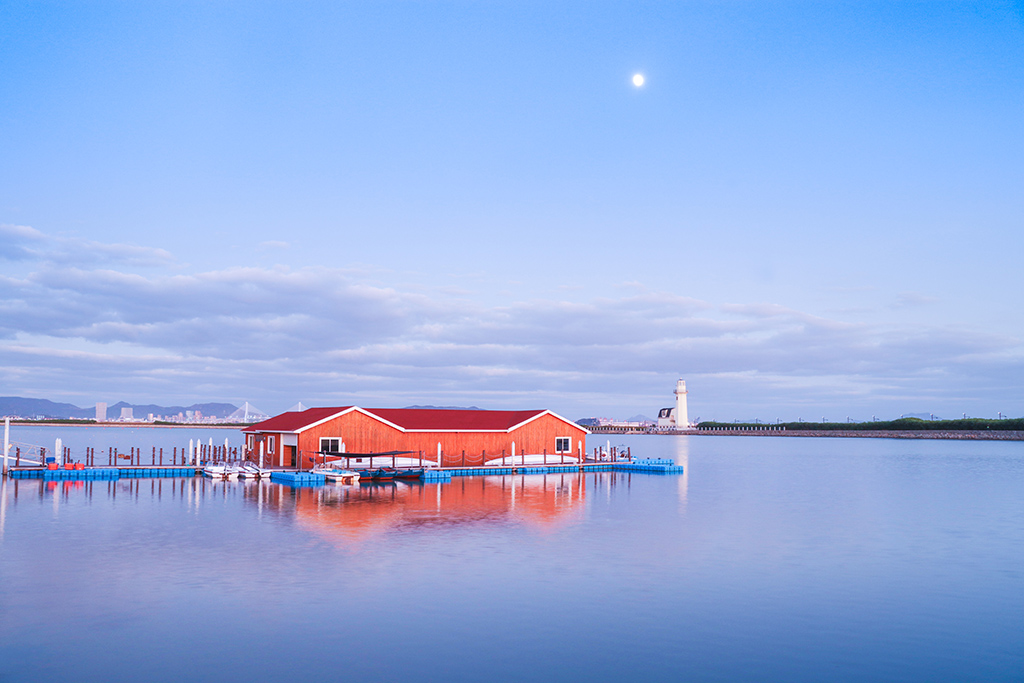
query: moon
[{"left": 632, "top": 73, "right": 645, "bottom": 87}]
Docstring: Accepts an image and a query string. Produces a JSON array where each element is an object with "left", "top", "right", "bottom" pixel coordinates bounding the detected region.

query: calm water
[{"left": 1, "top": 429, "right": 1022, "bottom": 682}]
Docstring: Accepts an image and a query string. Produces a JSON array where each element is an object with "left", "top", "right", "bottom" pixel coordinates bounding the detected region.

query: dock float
[
  {"left": 611, "top": 458, "right": 684, "bottom": 473},
  {"left": 270, "top": 471, "right": 326, "bottom": 486},
  {"left": 6, "top": 460, "right": 683, "bottom": 485},
  {"left": 8, "top": 467, "right": 198, "bottom": 480}
]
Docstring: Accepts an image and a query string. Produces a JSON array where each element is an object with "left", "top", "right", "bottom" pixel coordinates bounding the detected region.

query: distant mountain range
[{"left": 0, "top": 396, "right": 239, "bottom": 419}]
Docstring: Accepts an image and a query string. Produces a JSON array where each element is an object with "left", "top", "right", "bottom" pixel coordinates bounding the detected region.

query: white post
[
  {"left": 511, "top": 441, "right": 516, "bottom": 467},
  {"left": 56, "top": 437, "right": 63, "bottom": 466},
  {"left": 259, "top": 441, "right": 264, "bottom": 470},
  {"left": 189, "top": 438, "right": 195, "bottom": 466},
  {"left": 3, "top": 417, "right": 9, "bottom": 475},
  {"left": 224, "top": 438, "right": 229, "bottom": 462},
  {"left": 437, "top": 442, "right": 442, "bottom": 468}
]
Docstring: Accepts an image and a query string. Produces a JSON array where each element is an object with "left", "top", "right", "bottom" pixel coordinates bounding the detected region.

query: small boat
[
  {"left": 202, "top": 463, "right": 241, "bottom": 480},
  {"left": 394, "top": 468, "right": 425, "bottom": 480},
  {"left": 312, "top": 463, "right": 361, "bottom": 484},
  {"left": 356, "top": 467, "right": 398, "bottom": 481},
  {"left": 325, "top": 469, "right": 360, "bottom": 484},
  {"left": 239, "top": 461, "right": 273, "bottom": 479}
]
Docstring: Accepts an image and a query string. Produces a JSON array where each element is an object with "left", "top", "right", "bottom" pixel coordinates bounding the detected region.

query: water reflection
[
  {"left": 0, "top": 476, "right": 7, "bottom": 538},
  {"left": 5, "top": 476, "right": 212, "bottom": 513},
  {"left": 675, "top": 437, "right": 689, "bottom": 514},
  {"left": 2, "top": 470, "right": 657, "bottom": 546},
  {"left": 266, "top": 472, "right": 607, "bottom": 545}
]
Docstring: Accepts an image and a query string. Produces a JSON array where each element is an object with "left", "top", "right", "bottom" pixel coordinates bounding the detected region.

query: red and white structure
[{"left": 242, "top": 407, "right": 590, "bottom": 469}]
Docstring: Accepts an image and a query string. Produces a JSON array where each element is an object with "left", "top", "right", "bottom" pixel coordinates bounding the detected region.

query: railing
[{"left": 7, "top": 443, "right": 244, "bottom": 469}]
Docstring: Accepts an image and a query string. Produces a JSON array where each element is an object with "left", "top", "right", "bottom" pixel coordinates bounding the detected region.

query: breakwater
[{"left": 698, "top": 429, "right": 1024, "bottom": 441}]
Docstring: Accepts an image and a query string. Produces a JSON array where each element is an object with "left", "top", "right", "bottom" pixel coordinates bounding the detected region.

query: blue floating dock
[
  {"left": 434, "top": 460, "right": 683, "bottom": 478},
  {"left": 8, "top": 467, "right": 199, "bottom": 480},
  {"left": 612, "top": 458, "right": 685, "bottom": 474},
  {"left": 270, "top": 471, "right": 326, "bottom": 486},
  {"left": 6, "top": 461, "right": 683, "bottom": 484}
]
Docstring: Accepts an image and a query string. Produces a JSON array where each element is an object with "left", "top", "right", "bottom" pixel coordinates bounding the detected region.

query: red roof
[
  {"left": 363, "top": 408, "right": 546, "bottom": 431},
  {"left": 242, "top": 407, "right": 351, "bottom": 433},
  {"left": 244, "top": 407, "right": 584, "bottom": 433}
]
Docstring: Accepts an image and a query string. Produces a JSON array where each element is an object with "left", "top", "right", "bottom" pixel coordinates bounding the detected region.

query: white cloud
[
  {"left": 0, "top": 225, "right": 1020, "bottom": 418},
  {"left": 0, "top": 224, "right": 172, "bottom": 266}
]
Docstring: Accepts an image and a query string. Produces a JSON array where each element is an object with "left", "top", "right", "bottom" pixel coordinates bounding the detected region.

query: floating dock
[
  {"left": 6, "top": 458, "right": 682, "bottom": 484},
  {"left": 8, "top": 466, "right": 198, "bottom": 480},
  {"left": 269, "top": 471, "right": 326, "bottom": 486}
]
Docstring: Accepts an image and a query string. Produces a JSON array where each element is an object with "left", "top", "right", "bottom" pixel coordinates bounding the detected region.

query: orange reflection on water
[{"left": 259, "top": 472, "right": 590, "bottom": 546}]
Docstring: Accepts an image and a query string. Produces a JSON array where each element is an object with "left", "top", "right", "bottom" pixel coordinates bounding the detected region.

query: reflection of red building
[
  {"left": 242, "top": 407, "right": 589, "bottom": 469},
  {"left": 259, "top": 472, "right": 591, "bottom": 544}
]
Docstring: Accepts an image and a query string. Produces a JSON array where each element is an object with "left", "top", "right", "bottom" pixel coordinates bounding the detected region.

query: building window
[
  {"left": 267, "top": 436, "right": 275, "bottom": 454},
  {"left": 246, "top": 434, "right": 254, "bottom": 449},
  {"left": 320, "top": 438, "right": 341, "bottom": 454},
  {"left": 555, "top": 437, "right": 571, "bottom": 453}
]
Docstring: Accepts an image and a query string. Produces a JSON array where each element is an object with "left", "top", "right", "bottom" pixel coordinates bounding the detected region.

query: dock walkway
[
  {"left": 8, "top": 466, "right": 198, "bottom": 480},
  {"left": 7, "top": 458, "right": 682, "bottom": 483}
]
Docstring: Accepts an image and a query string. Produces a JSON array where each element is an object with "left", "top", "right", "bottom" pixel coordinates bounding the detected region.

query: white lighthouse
[
  {"left": 674, "top": 379, "right": 689, "bottom": 429},
  {"left": 657, "top": 378, "right": 690, "bottom": 429}
]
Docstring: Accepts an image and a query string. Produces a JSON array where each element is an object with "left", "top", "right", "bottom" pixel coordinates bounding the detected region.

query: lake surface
[{"left": 1, "top": 429, "right": 1022, "bottom": 682}]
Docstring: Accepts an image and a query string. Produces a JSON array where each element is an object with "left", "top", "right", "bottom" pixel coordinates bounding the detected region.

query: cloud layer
[{"left": 1, "top": 225, "right": 1020, "bottom": 419}]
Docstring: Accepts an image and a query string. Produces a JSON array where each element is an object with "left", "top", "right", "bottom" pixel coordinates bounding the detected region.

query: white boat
[
  {"left": 312, "top": 464, "right": 361, "bottom": 484},
  {"left": 202, "top": 463, "right": 241, "bottom": 480},
  {"left": 239, "top": 461, "right": 273, "bottom": 479}
]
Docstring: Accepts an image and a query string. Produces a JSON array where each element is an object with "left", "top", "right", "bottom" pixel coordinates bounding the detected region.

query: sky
[{"left": 1, "top": 1, "right": 1022, "bottom": 421}]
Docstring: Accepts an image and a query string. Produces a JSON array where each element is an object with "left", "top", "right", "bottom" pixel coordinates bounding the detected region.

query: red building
[{"left": 242, "top": 406, "right": 589, "bottom": 469}]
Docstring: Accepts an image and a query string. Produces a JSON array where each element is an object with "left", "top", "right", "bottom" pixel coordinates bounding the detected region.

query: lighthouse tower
[{"left": 674, "top": 379, "right": 689, "bottom": 429}]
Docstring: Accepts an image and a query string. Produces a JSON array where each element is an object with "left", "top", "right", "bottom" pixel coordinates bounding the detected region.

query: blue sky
[{"left": 1, "top": 1, "right": 1022, "bottom": 420}]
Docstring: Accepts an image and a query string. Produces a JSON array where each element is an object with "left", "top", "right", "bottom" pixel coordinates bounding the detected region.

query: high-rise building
[
  {"left": 120, "top": 407, "right": 133, "bottom": 420},
  {"left": 95, "top": 402, "right": 107, "bottom": 422}
]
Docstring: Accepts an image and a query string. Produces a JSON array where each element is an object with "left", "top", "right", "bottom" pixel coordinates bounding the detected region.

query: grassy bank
[{"left": 698, "top": 417, "right": 1024, "bottom": 431}]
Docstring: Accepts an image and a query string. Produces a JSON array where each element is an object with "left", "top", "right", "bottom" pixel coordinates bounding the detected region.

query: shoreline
[
  {"left": 7, "top": 422, "right": 242, "bottom": 429},
  {"left": 589, "top": 427, "right": 1024, "bottom": 441},
  {"left": 694, "top": 429, "right": 1024, "bottom": 441}
]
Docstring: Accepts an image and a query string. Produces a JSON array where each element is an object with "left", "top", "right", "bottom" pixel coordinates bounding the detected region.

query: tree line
[{"left": 698, "top": 417, "right": 1024, "bottom": 431}]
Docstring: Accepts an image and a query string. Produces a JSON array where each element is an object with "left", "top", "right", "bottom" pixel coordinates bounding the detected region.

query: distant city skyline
[{"left": 1, "top": 2, "right": 1022, "bottom": 420}]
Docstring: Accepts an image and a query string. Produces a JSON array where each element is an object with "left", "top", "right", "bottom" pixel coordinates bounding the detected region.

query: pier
[
  {"left": 8, "top": 466, "right": 199, "bottom": 480},
  {"left": 7, "top": 458, "right": 683, "bottom": 484}
]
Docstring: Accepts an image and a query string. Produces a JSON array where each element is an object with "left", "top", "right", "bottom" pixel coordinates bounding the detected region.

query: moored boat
[
  {"left": 239, "top": 461, "right": 273, "bottom": 479},
  {"left": 356, "top": 467, "right": 398, "bottom": 481},
  {"left": 312, "top": 463, "right": 361, "bottom": 484},
  {"left": 202, "top": 463, "right": 241, "bottom": 480}
]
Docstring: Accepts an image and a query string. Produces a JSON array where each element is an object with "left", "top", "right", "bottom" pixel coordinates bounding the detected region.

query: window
[
  {"left": 320, "top": 438, "right": 341, "bottom": 454},
  {"left": 246, "top": 434, "right": 254, "bottom": 448},
  {"left": 555, "top": 437, "right": 571, "bottom": 453},
  {"left": 267, "top": 436, "right": 275, "bottom": 454}
]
